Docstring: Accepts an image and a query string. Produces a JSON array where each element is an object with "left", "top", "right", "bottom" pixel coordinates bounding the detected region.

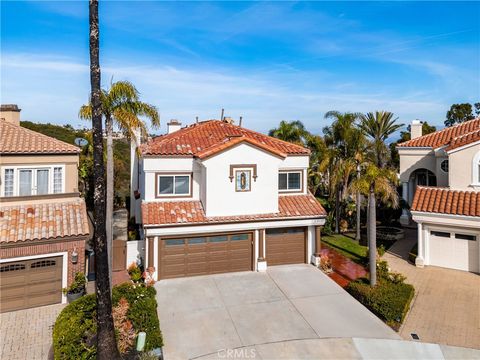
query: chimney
[
  {"left": 411, "top": 120, "right": 423, "bottom": 139},
  {"left": 0, "top": 104, "right": 21, "bottom": 126},
  {"left": 167, "top": 119, "right": 182, "bottom": 134}
]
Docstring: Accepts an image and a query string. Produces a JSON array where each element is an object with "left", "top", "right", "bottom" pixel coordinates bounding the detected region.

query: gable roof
[
  {"left": 397, "top": 118, "right": 480, "bottom": 149},
  {"left": 411, "top": 187, "right": 480, "bottom": 217},
  {"left": 0, "top": 198, "right": 90, "bottom": 243},
  {"left": 142, "top": 193, "right": 326, "bottom": 226},
  {"left": 141, "top": 120, "right": 310, "bottom": 157},
  {"left": 0, "top": 120, "right": 80, "bottom": 155},
  {"left": 445, "top": 128, "right": 480, "bottom": 152}
]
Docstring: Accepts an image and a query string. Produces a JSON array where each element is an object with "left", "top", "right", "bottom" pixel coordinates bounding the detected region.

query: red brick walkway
[{"left": 320, "top": 244, "right": 368, "bottom": 287}]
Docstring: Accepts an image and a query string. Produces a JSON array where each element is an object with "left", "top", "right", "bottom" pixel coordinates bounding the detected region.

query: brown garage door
[
  {"left": 0, "top": 256, "right": 63, "bottom": 313},
  {"left": 266, "top": 227, "right": 306, "bottom": 266},
  {"left": 159, "top": 233, "right": 253, "bottom": 279}
]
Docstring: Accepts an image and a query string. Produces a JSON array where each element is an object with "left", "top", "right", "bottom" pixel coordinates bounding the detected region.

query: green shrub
[
  {"left": 347, "top": 262, "right": 414, "bottom": 330},
  {"left": 53, "top": 283, "right": 163, "bottom": 359},
  {"left": 52, "top": 294, "right": 97, "bottom": 359}
]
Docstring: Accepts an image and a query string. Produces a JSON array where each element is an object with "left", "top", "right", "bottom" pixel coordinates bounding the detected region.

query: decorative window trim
[
  {"left": 155, "top": 172, "right": 193, "bottom": 198},
  {"left": 440, "top": 159, "right": 449, "bottom": 173},
  {"left": 278, "top": 169, "right": 303, "bottom": 193},
  {"left": 229, "top": 164, "right": 257, "bottom": 182},
  {"left": 1, "top": 165, "right": 65, "bottom": 197},
  {"left": 471, "top": 151, "right": 480, "bottom": 186}
]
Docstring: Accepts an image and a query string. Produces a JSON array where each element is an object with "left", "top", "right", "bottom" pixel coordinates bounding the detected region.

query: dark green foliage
[
  {"left": 347, "top": 262, "right": 414, "bottom": 330},
  {"left": 20, "top": 121, "right": 86, "bottom": 144},
  {"left": 52, "top": 294, "right": 98, "bottom": 359},
  {"left": 53, "top": 284, "right": 163, "bottom": 359},
  {"left": 63, "top": 272, "right": 87, "bottom": 295},
  {"left": 445, "top": 103, "right": 477, "bottom": 127}
]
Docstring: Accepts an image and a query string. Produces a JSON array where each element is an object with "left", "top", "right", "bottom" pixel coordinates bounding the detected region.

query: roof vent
[
  {"left": 223, "top": 117, "right": 235, "bottom": 124},
  {"left": 167, "top": 119, "right": 182, "bottom": 134}
]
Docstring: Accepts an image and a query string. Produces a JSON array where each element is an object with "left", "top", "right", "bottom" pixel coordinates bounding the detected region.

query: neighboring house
[
  {"left": 397, "top": 118, "right": 480, "bottom": 273},
  {"left": 131, "top": 119, "right": 326, "bottom": 280},
  {"left": 0, "top": 105, "right": 90, "bottom": 312}
]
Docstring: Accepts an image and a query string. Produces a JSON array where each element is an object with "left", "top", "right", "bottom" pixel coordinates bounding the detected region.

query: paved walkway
[
  {"left": 0, "top": 303, "right": 65, "bottom": 360},
  {"left": 383, "top": 229, "right": 480, "bottom": 349},
  {"left": 156, "top": 264, "right": 399, "bottom": 360}
]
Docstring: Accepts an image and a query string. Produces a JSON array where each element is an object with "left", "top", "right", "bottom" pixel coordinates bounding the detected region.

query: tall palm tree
[
  {"left": 359, "top": 111, "right": 403, "bottom": 168},
  {"left": 268, "top": 120, "right": 307, "bottom": 145},
  {"left": 79, "top": 81, "right": 160, "bottom": 284},
  {"left": 323, "top": 111, "right": 363, "bottom": 233},
  {"left": 350, "top": 163, "right": 399, "bottom": 286},
  {"left": 88, "top": 0, "right": 120, "bottom": 357}
]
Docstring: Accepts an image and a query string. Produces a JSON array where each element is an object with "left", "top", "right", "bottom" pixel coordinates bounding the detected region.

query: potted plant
[
  {"left": 320, "top": 254, "right": 333, "bottom": 274},
  {"left": 63, "top": 272, "right": 86, "bottom": 302}
]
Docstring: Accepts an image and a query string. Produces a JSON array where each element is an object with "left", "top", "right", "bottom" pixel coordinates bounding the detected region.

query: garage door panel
[
  {"left": 0, "top": 256, "right": 62, "bottom": 313},
  {"left": 266, "top": 228, "right": 306, "bottom": 266},
  {"left": 159, "top": 233, "right": 252, "bottom": 279},
  {"left": 429, "top": 230, "right": 479, "bottom": 272}
]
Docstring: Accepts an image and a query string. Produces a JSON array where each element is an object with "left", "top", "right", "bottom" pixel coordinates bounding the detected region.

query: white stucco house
[
  {"left": 397, "top": 118, "right": 480, "bottom": 273},
  {"left": 131, "top": 119, "right": 326, "bottom": 280}
]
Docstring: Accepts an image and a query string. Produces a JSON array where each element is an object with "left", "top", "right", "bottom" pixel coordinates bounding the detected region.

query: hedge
[
  {"left": 346, "top": 263, "right": 414, "bottom": 330},
  {"left": 53, "top": 283, "right": 163, "bottom": 359}
]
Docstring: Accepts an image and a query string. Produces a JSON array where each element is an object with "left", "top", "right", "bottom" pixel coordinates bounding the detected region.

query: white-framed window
[
  {"left": 279, "top": 171, "right": 302, "bottom": 192},
  {"left": 1, "top": 165, "right": 65, "bottom": 197},
  {"left": 472, "top": 151, "right": 480, "bottom": 186},
  {"left": 156, "top": 173, "right": 191, "bottom": 197}
]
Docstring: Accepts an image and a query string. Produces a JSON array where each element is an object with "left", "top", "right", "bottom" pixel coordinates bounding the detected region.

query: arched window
[{"left": 473, "top": 151, "right": 480, "bottom": 185}]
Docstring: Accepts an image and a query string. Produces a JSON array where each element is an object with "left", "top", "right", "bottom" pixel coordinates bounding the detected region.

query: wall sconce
[{"left": 71, "top": 248, "right": 79, "bottom": 264}]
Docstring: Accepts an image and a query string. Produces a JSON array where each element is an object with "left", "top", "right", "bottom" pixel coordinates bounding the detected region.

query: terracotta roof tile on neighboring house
[
  {"left": 397, "top": 118, "right": 480, "bottom": 149},
  {"left": 0, "top": 120, "right": 80, "bottom": 154},
  {"left": 0, "top": 199, "right": 90, "bottom": 243},
  {"left": 141, "top": 120, "right": 310, "bottom": 157},
  {"left": 411, "top": 187, "right": 480, "bottom": 217},
  {"left": 142, "top": 193, "right": 326, "bottom": 226},
  {"left": 445, "top": 128, "right": 480, "bottom": 152}
]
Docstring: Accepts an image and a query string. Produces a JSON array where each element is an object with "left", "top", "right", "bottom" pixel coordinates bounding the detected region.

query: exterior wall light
[{"left": 71, "top": 248, "right": 79, "bottom": 264}]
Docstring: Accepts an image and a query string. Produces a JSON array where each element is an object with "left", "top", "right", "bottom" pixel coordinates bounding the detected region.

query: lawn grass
[{"left": 322, "top": 234, "right": 368, "bottom": 265}]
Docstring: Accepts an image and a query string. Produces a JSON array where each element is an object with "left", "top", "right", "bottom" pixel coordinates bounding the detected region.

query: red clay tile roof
[
  {"left": 445, "top": 128, "right": 480, "bottom": 152},
  {"left": 0, "top": 120, "right": 80, "bottom": 154},
  {"left": 411, "top": 187, "right": 480, "bottom": 217},
  {"left": 141, "top": 120, "right": 310, "bottom": 157},
  {"left": 142, "top": 194, "right": 326, "bottom": 226},
  {"left": 0, "top": 198, "right": 90, "bottom": 243},
  {"left": 397, "top": 118, "right": 480, "bottom": 149}
]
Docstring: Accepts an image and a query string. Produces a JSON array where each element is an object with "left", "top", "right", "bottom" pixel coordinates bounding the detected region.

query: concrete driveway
[{"left": 156, "top": 264, "right": 399, "bottom": 359}]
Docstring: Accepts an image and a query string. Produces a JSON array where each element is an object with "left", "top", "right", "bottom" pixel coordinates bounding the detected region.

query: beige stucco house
[
  {"left": 397, "top": 118, "right": 480, "bottom": 273},
  {"left": 0, "top": 105, "right": 90, "bottom": 312}
]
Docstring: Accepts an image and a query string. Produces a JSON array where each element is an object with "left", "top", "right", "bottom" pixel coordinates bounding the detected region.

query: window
[
  {"left": 31, "top": 260, "right": 56, "bottom": 268},
  {"left": 473, "top": 151, "right": 480, "bottom": 185},
  {"left": 0, "top": 264, "right": 25, "bottom": 272},
  {"left": 455, "top": 233, "right": 476, "bottom": 241},
  {"left": 53, "top": 167, "right": 63, "bottom": 193},
  {"left": 4, "top": 169, "right": 14, "bottom": 196},
  {"left": 157, "top": 174, "right": 191, "bottom": 196},
  {"left": 231, "top": 234, "right": 249, "bottom": 241},
  {"left": 165, "top": 239, "right": 185, "bottom": 246},
  {"left": 431, "top": 231, "right": 450, "bottom": 238},
  {"left": 2, "top": 166, "right": 64, "bottom": 197},
  {"left": 440, "top": 160, "right": 449, "bottom": 173},
  {"left": 279, "top": 171, "right": 302, "bottom": 191},
  {"left": 189, "top": 237, "right": 206, "bottom": 244},
  {"left": 209, "top": 235, "right": 228, "bottom": 242}
]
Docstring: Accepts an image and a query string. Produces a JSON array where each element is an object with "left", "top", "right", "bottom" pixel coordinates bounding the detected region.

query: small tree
[
  {"left": 350, "top": 163, "right": 399, "bottom": 287},
  {"left": 445, "top": 103, "right": 476, "bottom": 127}
]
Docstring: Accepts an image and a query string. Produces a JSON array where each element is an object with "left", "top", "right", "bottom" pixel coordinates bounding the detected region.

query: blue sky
[{"left": 1, "top": 1, "right": 479, "bottom": 136}]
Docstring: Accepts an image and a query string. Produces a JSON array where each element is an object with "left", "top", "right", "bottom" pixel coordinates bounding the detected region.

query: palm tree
[
  {"left": 88, "top": 0, "right": 120, "bottom": 357},
  {"left": 323, "top": 111, "right": 363, "bottom": 233},
  {"left": 79, "top": 81, "right": 160, "bottom": 284},
  {"left": 350, "top": 163, "right": 399, "bottom": 286},
  {"left": 268, "top": 120, "right": 307, "bottom": 145},
  {"left": 359, "top": 111, "right": 403, "bottom": 168}
]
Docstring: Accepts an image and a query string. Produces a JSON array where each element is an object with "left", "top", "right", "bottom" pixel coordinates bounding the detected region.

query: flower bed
[
  {"left": 53, "top": 272, "right": 162, "bottom": 358},
  {"left": 346, "top": 261, "right": 414, "bottom": 331}
]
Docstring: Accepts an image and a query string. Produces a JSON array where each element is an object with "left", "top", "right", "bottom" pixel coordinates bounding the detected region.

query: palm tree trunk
[
  {"left": 368, "top": 183, "right": 377, "bottom": 287},
  {"left": 106, "top": 116, "right": 113, "bottom": 291},
  {"left": 356, "top": 164, "right": 361, "bottom": 241},
  {"left": 89, "top": 1, "right": 120, "bottom": 358},
  {"left": 335, "top": 184, "right": 340, "bottom": 233}
]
